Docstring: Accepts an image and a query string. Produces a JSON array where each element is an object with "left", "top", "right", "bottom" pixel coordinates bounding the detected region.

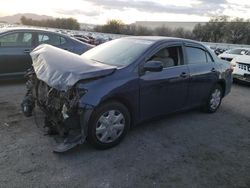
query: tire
[
  {"left": 87, "top": 101, "right": 131, "bottom": 149},
  {"left": 203, "top": 84, "right": 223, "bottom": 113}
]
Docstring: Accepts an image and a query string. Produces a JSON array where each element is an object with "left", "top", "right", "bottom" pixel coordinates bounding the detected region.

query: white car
[
  {"left": 218, "top": 48, "right": 250, "bottom": 62},
  {"left": 231, "top": 51, "right": 250, "bottom": 83}
]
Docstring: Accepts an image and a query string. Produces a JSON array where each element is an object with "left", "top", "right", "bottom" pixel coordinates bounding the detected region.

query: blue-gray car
[
  {"left": 21, "top": 37, "right": 233, "bottom": 152},
  {"left": 0, "top": 28, "right": 93, "bottom": 80}
]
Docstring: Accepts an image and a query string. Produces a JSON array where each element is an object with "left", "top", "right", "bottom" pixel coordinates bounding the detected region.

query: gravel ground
[{"left": 0, "top": 81, "right": 249, "bottom": 188}]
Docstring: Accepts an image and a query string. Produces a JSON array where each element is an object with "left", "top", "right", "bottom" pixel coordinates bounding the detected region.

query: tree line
[
  {"left": 20, "top": 16, "right": 80, "bottom": 30},
  {"left": 94, "top": 17, "right": 250, "bottom": 45},
  {"left": 19, "top": 16, "right": 250, "bottom": 44}
]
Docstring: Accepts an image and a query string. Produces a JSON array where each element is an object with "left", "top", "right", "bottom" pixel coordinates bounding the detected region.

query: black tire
[
  {"left": 87, "top": 101, "right": 131, "bottom": 149},
  {"left": 203, "top": 84, "right": 223, "bottom": 113}
]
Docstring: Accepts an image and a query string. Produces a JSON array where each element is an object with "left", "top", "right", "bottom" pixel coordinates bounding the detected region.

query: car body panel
[
  {"left": 0, "top": 45, "right": 33, "bottom": 76},
  {"left": 186, "top": 63, "right": 219, "bottom": 106},
  {"left": 0, "top": 30, "right": 35, "bottom": 77},
  {"left": 31, "top": 44, "right": 115, "bottom": 91},
  {"left": 139, "top": 65, "right": 189, "bottom": 119}
]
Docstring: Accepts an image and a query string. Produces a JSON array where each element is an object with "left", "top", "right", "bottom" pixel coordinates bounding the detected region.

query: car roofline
[
  {"left": 121, "top": 36, "right": 204, "bottom": 46},
  {"left": 0, "top": 27, "right": 70, "bottom": 37}
]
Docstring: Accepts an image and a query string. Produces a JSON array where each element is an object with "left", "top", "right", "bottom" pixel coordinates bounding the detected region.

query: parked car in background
[
  {"left": 93, "top": 36, "right": 112, "bottom": 45},
  {"left": 71, "top": 34, "right": 94, "bottom": 45},
  {"left": 21, "top": 37, "right": 233, "bottom": 152},
  {"left": 218, "top": 48, "right": 250, "bottom": 62},
  {"left": 214, "top": 47, "right": 227, "bottom": 56},
  {"left": 231, "top": 51, "right": 250, "bottom": 83},
  {"left": 0, "top": 28, "right": 93, "bottom": 80}
]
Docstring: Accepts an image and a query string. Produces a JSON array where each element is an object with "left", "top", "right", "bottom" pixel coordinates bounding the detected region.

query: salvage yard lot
[{"left": 0, "top": 82, "right": 250, "bottom": 188}]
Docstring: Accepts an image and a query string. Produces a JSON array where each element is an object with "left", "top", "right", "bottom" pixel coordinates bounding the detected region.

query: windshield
[
  {"left": 81, "top": 38, "right": 154, "bottom": 67},
  {"left": 226, "top": 48, "right": 248, "bottom": 55}
]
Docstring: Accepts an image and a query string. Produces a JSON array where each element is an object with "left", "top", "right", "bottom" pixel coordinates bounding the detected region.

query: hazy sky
[{"left": 1, "top": 0, "right": 250, "bottom": 24}]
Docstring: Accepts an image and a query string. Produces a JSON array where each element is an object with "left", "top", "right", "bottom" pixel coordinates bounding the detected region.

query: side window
[
  {"left": 60, "top": 37, "right": 66, "bottom": 45},
  {"left": 38, "top": 34, "right": 49, "bottom": 43},
  {"left": 23, "top": 33, "right": 32, "bottom": 43},
  {"left": 186, "top": 47, "right": 207, "bottom": 64},
  {"left": 38, "top": 33, "right": 66, "bottom": 46},
  {"left": 148, "top": 46, "right": 183, "bottom": 68},
  {"left": 206, "top": 52, "right": 214, "bottom": 62},
  {"left": 0, "top": 32, "right": 32, "bottom": 47}
]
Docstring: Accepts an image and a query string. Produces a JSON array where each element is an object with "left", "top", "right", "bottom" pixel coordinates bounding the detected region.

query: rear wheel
[
  {"left": 87, "top": 101, "right": 130, "bottom": 149},
  {"left": 203, "top": 84, "right": 223, "bottom": 113}
]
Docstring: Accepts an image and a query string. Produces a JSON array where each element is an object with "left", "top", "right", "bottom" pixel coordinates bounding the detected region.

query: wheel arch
[{"left": 98, "top": 96, "right": 135, "bottom": 125}]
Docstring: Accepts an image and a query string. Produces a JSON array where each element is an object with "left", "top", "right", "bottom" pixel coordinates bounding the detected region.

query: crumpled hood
[{"left": 30, "top": 44, "right": 116, "bottom": 91}]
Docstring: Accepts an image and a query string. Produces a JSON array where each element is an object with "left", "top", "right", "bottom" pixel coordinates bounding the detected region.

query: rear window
[
  {"left": 38, "top": 33, "right": 67, "bottom": 46},
  {"left": 186, "top": 47, "right": 207, "bottom": 64}
]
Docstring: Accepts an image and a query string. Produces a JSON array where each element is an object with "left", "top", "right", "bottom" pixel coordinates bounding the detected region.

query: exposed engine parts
[{"left": 21, "top": 69, "right": 86, "bottom": 152}]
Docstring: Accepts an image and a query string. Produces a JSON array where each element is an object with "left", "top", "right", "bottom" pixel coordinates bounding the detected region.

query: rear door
[
  {"left": 184, "top": 44, "right": 218, "bottom": 107},
  {"left": 139, "top": 43, "right": 190, "bottom": 120},
  {"left": 0, "top": 31, "right": 34, "bottom": 77}
]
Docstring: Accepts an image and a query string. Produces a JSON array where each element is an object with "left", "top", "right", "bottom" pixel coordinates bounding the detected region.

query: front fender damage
[
  {"left": 21, "top": 71, "right": 94, "bottom": 153},
  {"left": 53, "top": 105, "right": 93, "bottom": 153}
]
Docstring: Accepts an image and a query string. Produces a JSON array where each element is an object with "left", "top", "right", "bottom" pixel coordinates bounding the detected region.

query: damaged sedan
[{"left": 22, "top": 37, "right": 233, "bottom": 152}]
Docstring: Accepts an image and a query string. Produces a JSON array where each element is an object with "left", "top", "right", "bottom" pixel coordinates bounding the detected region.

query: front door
[
  {"left": 139, "top": 45, "right": 190, "bottom": 120},
  {"left": 0, "top": 31, "right": 34, "bottom": 77}
]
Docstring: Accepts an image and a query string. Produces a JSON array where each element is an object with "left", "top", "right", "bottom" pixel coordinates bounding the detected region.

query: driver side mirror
[{"left": 143, "top": 60, "right": 163, "bottom": 72}]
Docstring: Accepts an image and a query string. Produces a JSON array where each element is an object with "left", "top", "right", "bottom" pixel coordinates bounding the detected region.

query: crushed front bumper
[
  {"left": 53, "top": 106, "right": 94, "bottom": 153},
  {"left": 21, "top": 71, "right": 94, "bottom": 152}
]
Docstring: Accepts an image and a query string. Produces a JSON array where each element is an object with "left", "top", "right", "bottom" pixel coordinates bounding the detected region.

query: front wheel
[
  {"left": 87, "top": 101, "right": 131, "bottom": 149},
  {"left": 203, "top": 84, "right": 223, "bottom": 113}
]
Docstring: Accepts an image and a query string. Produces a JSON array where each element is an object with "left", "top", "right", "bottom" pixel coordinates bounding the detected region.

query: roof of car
[
  {"left": 0, "top": 27, "right": 68, "bottom": 36},
  {"left": 123, "top": 36, "right": 200, "bottom": 44}
]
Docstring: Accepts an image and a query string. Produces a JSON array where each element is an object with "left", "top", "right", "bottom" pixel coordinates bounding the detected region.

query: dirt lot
[{"left": 0, "top": 81, "right": 249, "bottom": 188}]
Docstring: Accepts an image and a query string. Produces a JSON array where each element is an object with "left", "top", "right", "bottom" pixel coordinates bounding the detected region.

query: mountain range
[{"left": 0, "top": 13, "right": 53, "bottom": 24}]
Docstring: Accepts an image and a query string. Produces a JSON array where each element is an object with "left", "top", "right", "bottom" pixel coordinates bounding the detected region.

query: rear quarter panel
[{"left": 216, "top": 59, "right": 232, "bottom": 96}]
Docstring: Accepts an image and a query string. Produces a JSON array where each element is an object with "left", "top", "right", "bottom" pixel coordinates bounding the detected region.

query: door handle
[
  {"left": 24, "top": 49, "right": 31, "bottom": 53},
  {"left": 180, "top": 72, "right": 188, "bottom": 78},
  {"left": 211, "top": 68, "right": 216, "bottom": 72}
]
